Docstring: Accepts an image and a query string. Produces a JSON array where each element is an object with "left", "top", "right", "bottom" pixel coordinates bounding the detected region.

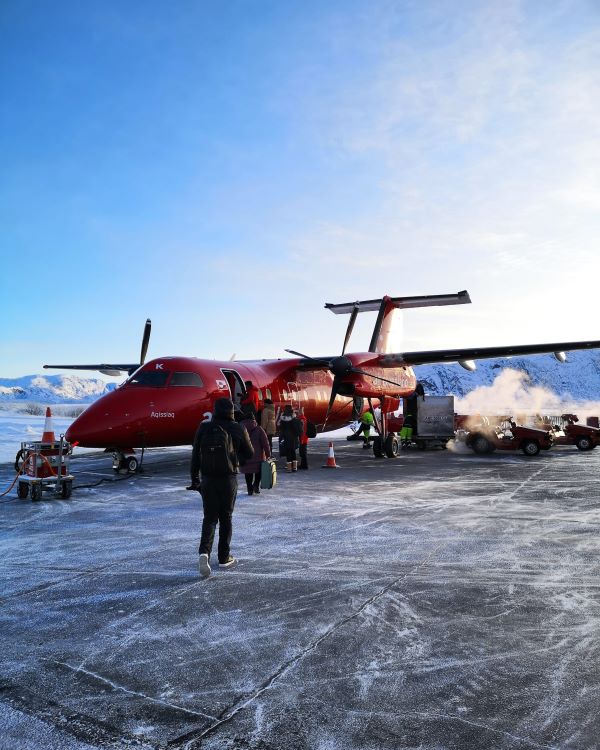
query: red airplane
[{"left": 44, "top": 291, "right": 600, "bottom": 471}]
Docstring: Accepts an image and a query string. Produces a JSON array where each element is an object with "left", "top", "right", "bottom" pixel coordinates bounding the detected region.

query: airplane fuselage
[{"left": 66, "top": 355, "right": 417, "bottom": 449}]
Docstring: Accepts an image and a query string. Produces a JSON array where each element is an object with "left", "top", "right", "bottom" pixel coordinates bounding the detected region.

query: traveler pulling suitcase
[{"left": 260, "top": 458, "right": 277, "bottom": 489}]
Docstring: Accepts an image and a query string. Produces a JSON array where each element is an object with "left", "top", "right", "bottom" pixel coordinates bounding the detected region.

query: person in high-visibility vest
[
  {"left": 361, "top": 410, "right": 375, "bottom": 449},
  {"left": 400, "top": 413, "right": 415, "bottom": 447}
]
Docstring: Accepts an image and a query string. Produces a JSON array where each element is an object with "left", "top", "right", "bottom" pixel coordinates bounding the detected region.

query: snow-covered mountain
[
  {"left": 0, "top": 374, "right": 117, "bottom": 404},
  {"left": 415, "top": 350, "right": 600, "bottom": 401}
]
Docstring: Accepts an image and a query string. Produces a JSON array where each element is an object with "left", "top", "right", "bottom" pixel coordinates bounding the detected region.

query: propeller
[
  {"left": 129, "top": 319, "right": 152, "bottom": 375},
  {"left": 286, "top": 310, "right": 405, "bottom": 427}
]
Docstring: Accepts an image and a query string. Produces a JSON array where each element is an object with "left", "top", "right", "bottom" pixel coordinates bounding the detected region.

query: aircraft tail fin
[{"left": 325, "top": 291, "right": 471, "bottom": 354}]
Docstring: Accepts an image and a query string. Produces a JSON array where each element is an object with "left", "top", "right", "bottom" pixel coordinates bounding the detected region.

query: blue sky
[{"left": 1, "top": 1, "right": 599, "bottom": 378}]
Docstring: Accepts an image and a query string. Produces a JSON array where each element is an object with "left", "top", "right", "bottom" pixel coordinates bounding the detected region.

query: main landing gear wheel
[
  {"left": 384, "top": 435, "right": 399, "bottom": 458},
  {"left": 521, "top": 439, "right": 540, "bottom": 456},
  {"left": 372, "top": 436, "right": 384, "bottom": 458},
  {"left": 575, "top": 436, "right": 593, "bottom": 451},
  {"left": 125, "top": 456, "right": 139, "bottom": 473},
  {"left": 17, "top": 481, "right": 29, "bottom": 499}
]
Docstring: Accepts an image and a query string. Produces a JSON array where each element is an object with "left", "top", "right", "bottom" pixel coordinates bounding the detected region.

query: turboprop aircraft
[{"left": 44, "top": 291, "right": 600, "bottom": 471}]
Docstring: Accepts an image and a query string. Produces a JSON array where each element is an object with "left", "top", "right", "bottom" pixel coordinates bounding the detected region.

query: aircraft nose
[
  {"left": 66, "top": 406, "right": 100, "bottom": 447},
  {"left": 65, "top": 393, "right": 121, "bottom": 447}
]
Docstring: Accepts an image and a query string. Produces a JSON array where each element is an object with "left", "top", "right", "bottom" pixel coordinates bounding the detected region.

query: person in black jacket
[
  {"left": 279, "top": 404, "right": 303, "bottom": 472},
  {"left": 190, "top": 397, "right": 254, "bottom": 578}
]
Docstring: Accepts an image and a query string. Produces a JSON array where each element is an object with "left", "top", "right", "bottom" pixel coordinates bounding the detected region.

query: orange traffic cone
[
  {"left": 322, "top": 441, "right": 339, "bottom": 468},
  {"left": 41, "top": 407, "right": 56, "bottom": 443}
]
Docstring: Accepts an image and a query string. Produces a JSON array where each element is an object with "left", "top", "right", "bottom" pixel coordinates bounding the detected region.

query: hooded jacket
[
  {"left": 190, "top": 398, "right": 254, "bottom": 483},
  {"left": 279, "top": 414, "right": 303, "bottom": 448}
]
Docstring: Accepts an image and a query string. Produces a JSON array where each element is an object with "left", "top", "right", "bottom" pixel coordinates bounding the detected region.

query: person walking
[
  {"left": 279, "top": 404, "right": 303, "bottom": 472},
  {"left": 261, "top": 398, "right": 276, "bottom": 451},
  {"left": 240, "top": 411, "right": 271, "bottom": 495},
  {"left": 190, "top": 397, "right": 254, "bottom": 578},
  {"left": 297, "top": 406, "right": 310, "bottom": 470}
]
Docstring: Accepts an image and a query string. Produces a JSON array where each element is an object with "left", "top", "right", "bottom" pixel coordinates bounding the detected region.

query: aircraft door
[{"left": 221, "top": 369, "right": 245, "bottom": 408}]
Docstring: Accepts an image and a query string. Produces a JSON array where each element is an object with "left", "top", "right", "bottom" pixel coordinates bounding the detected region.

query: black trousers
[
  {"left": 199, "top": 476, "right": 238, "bottom": 563},
  {"left": 245, "top": 472, "right": 260, "bottom": 493},
  {"left": 299, "top": 443, "right": 308, "bottom": 469}
]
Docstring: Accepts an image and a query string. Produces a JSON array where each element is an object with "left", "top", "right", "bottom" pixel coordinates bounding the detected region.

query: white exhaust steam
[{"left": 454, "top": 369, "right": 600, "bottom": 422}]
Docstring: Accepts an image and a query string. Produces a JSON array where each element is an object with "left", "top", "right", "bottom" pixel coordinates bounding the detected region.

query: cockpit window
[
  {"left": 170, "top": 372, "right": 204, "bottom": 387},
  {"left": 127, "top": 370, "right": 170, "bottom": 387}
]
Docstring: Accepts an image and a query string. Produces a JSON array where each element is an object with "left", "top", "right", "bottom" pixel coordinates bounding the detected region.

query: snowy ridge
[
  {"left": 0, "top": 374, "right": 117, "bottom": 404},
  {"left": 415, "top": 350, "right": 600, "bottom": 401}
]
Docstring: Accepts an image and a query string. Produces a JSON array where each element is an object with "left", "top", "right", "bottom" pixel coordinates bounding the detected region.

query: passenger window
[
  {"left": 170, "top": 372, "right": 203, "bottom": 387},
  {"left": 127, "top": 370, "right": 170, "bottom": 387}
]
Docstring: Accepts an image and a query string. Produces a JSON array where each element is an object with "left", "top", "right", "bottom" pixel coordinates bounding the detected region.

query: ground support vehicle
[
  {"left": 464, "top": 419, "right": 553, "bottom": 456},
  {"left": 550, "top": 415, "right": 600, "bottom": 451},
  {"left": 16, "top": 436, "right": 74, "bottom": 500},
  {"left": 387, "top": 395, "right": 455, "bottom": 451}
]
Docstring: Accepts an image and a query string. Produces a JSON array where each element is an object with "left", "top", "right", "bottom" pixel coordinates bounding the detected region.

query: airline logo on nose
[{"left": 151, "top": 411, "right": 175, "bottom": 418}]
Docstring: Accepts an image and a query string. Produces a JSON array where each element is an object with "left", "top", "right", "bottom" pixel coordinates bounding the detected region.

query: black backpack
[{"left": 200, "top": 423, "right": 236, "bottom": 477}]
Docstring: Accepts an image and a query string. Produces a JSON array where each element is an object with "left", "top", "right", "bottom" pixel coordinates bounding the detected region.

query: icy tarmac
[{"left": 2, "top": 441, "right": 600, "bottom": 749}]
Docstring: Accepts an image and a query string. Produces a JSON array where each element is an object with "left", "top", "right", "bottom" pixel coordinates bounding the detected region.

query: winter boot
[
  {"left": 291, "top": 461, "right": 298, "bottom": 472},
  {"left": 285, "top": 462, "right": 293, "bottom": 472}
]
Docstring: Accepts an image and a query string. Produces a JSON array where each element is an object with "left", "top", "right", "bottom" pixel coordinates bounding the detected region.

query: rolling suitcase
[{"left": 260, "top": 458, "right": 277, "bottom": 489}]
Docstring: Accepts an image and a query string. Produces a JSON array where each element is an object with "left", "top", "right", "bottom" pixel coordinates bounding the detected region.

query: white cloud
[{"left": 272, "top": 1, "right": 600, "bottom": 350}]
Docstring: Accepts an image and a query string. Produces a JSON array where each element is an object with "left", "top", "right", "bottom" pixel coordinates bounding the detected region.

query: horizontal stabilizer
[
  {"left": 44, "top": 364, "right": 138, "bottom": 375},
  {"left": 325, "top": 291, "right": 471, "bottom": 315}
]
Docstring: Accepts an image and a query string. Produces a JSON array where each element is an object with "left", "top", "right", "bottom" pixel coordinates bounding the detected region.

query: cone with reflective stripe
[
  {"left": 41, "top": 407, "right": 55, "bottom": 443},
  {"left": 322, "top": 441, "right": 339, "bottom": 468}
]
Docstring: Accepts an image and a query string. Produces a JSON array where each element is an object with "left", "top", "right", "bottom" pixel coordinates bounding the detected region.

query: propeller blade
[
  {"left": 341, "top": 304, "right": 359, "bottom": 356},
  {"left": 285, "top": 349, "right": 331, "bottom": 368},
  {"left": 140, "top": 319, "right": 151, "bottom": 365},
  {"left": 285, "top": 349, "right": 318, "bottom": 360},
  {"left": 352, "top": 368, "right": 405, "bottom": 388},
  {"left": 323, "top": 379, "right": 340, "bottom": 428}
]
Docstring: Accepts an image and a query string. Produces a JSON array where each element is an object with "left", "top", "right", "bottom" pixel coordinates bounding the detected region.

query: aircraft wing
[
  {"left": 43, "top": 364, "right": 138, "bottom": 376},
  {"left": 378, "top": 339, "right": 600, "bottom": 367}
]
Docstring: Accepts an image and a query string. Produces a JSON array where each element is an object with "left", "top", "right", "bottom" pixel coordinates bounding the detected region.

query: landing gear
[
  {"left": 384, "top": 434, "right": 399, "bottom": 458},
  {"left": 372, "top": 436, "right": 384, "bottom": 458},
  {"left": 369, "top": 397, "right": 399, "bottom": 459},
  {"left": 112, "top": 451, "right": 140, "bottom": 473}
]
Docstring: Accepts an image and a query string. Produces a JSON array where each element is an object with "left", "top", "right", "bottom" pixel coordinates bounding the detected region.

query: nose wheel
[{"left": 112, "top": 452, "right": 140, "bottom": 473}]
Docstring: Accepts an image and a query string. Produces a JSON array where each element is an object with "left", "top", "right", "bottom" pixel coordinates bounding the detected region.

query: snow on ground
[
  {"left": 2, "top": 443, "right": 600, "bottom": 748},
  {"left": 0, "top": 411, "right": 103, "bottom": 466}
]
